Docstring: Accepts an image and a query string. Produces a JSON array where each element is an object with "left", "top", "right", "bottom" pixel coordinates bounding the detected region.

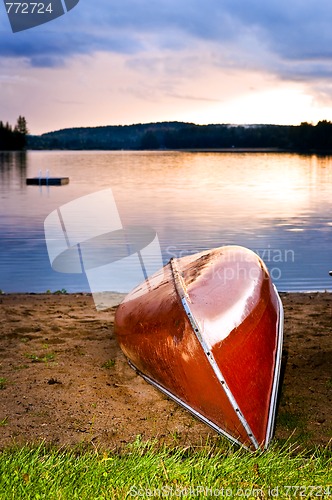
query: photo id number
[{"left": 5, "top": 3, "right": 53, "bottom": 14}]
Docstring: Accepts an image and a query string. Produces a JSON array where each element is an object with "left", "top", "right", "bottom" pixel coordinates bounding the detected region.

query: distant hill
[
  {"left": 27, "top": 120, "right": 332, "bottom": 151},
  {"left": 27, "top": 122, "right": 193, "bottom": 150}
]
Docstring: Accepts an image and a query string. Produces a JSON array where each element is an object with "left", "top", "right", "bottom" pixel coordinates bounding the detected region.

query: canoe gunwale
[
  {"left": 127, "top": 359, "right": 248, "bottom": 450},
  {"left": 170, "top": 257, "right": 260, "bottom": 450},
  {"left": 264, "top": 288, "right": 284, "bottom": 447}
]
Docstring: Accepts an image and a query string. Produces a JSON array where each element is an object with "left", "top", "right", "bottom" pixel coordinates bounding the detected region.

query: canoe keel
[{"left": 114, "top": 246, "right": 284, "bottom": 450}]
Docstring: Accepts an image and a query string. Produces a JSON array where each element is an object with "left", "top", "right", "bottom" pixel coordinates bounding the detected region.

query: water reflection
[
  {"left": 0, "top": 151, "right": 332, "bottom": 293},
  {"left": 0, "top": 151, "right": 27, "bottom": 189}
]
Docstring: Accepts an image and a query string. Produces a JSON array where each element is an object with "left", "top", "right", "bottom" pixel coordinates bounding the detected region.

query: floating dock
[{"left": 26, "top": 177, "right": 69, "bottom": 186}]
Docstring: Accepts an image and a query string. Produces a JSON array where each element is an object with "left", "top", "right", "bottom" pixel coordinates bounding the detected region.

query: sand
[{"left": 0, "top": 292, "right": 331, "bottom": 450}]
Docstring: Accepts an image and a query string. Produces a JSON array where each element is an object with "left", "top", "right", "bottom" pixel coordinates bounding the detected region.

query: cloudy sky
[{"left": 1, "top": 0, "right": 332, "bottom": 134}]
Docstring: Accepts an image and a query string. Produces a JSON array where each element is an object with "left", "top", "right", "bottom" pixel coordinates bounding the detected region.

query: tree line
[
  {"left": 0, "top": 116, "right": 28, "bottom": 150},
  {"left": 27, "top": 120, "right": 332, "bottom": 152},
  {"left": 3, "top": 118, "right": 332, "bottom": 151}
]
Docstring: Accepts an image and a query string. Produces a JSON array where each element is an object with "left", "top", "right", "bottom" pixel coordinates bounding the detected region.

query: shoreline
[
  {"left": 0, "top": 292, "right": 331, "bottom": 450},
  {"left": 2, "top": 147, "right": 332, "bottom": 154}
]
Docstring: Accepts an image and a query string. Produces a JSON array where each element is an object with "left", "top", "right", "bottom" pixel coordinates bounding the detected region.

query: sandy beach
[{"left": 0, "top": 292, "right": 331, "bottom": 450}]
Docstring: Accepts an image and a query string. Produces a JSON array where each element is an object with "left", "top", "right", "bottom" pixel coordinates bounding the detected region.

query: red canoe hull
[{"left": 114, "top": 246, "right": 283, "bottom": 450}]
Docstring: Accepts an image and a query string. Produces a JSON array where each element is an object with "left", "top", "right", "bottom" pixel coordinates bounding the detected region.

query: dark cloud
[
  {"left": 221, "top": 0, "right": 332, "bottom": 60},
  {"left": 0, "top": 0, "right": 251, "bottom": 62},
  {"left": 1, "top": 0, "right": 332, "bottom": 81}
]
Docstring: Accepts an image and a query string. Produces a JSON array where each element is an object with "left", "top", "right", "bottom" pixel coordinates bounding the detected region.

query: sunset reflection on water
[{"left": 1, "top": 150, "right": 332, "bottom": 293}]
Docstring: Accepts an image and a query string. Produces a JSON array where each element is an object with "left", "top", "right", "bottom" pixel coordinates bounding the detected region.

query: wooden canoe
[{"left": 114, "top": 246, "right": 283, "bottom": 450}]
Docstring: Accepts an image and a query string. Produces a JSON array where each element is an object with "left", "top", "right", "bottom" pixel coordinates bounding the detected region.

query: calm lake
[{"left": 1, "top": 150, "right": 332, "bottom": 293}]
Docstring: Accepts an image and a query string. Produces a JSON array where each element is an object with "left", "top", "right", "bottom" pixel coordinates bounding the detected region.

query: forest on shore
[
  {"left": 0, "top": 116, "right": 28, "bottom": 150},
  {"left": 2, "top": 118, "right": 332, "bottom": 152},
  {"left": 27, "top": 120, "right": 332, "bottom": 152}
]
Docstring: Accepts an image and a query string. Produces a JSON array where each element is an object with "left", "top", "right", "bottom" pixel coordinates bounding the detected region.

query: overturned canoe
[{"left": 114, "top": 246, "right": 283, "bottom": 450}]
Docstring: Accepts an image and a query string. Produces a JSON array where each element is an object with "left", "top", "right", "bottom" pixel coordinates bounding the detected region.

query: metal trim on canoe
[
  {"left": 127, "top": 359, "right": 247, "bottom": 450},
  {"left": 170, "top": 257, "right": 260, "bottom": 450},
  {"left": 264, "top": 288, "right": 284, "bottom": 448}
]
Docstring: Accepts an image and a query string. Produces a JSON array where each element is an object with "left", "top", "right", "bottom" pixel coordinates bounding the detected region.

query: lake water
[{"left": 1, "top": 150, "right": 332, "bottom": 294}]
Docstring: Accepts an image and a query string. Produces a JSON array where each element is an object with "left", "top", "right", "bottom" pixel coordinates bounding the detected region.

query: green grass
[
  {"left": 0, "top": 377, "right": 7, "bottom": 390},
  {"left": 101, "top": 359, "right": 116, "bottom": 369},
  {"left": 0, "top": 439, "right": 330, "bottom": 499},
  {"left": 24, "top": 353, "right": 55, "bottom": 363},
  {"left": 0, "top": 417, "right": 8, "bottom": 427}
]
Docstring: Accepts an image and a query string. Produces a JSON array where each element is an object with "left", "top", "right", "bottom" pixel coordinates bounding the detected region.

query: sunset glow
[{"left": 1, "top": 1, "right": 332, "bottom": 134}]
